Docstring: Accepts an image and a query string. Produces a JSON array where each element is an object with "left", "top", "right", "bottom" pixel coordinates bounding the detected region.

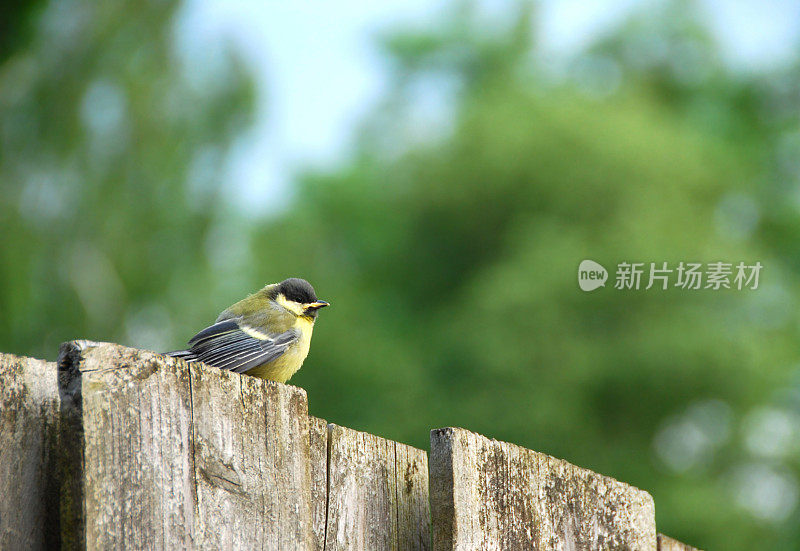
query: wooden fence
[{"left": 1, "top": 341, "right": 701, "bottom": 550}]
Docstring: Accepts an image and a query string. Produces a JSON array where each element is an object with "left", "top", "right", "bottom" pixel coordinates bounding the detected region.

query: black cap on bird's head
[
  {"left": 279, "top": 278, "right": 317, "bottom": 303},
  {"left": 275, "top": 278, "right": 329, "bottom": 317}
]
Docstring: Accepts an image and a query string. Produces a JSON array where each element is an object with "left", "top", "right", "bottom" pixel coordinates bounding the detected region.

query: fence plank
[
  {"left": 0, "top": 353, "right": 60, "bottom": 551},
  {"left": 658, "top": 533, "right": 703, "bottom": 551},
  {"left": 309, "top": 416, "right": 329, "bottom": 550},
  {"left": 324, "top": 424, "right": 431, "bottom": 551},
  {"left": 430, "top": 427, "right": 656, "bottom": 551},
  {"left": 189, "top": 349, "right": 315, "bottom": 550},
  {"left": 57, "top": 340, "right": 316, "bottom": 550}
]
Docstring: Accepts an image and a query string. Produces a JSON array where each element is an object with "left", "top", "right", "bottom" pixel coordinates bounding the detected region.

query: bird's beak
[{"left": 307, "top": 300, "right": 330, "bottom": 310}]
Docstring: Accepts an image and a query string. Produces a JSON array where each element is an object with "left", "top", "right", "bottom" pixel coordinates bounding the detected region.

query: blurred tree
[
  {"left": 0, "top": 0, "right": 46, "bottom": 62},
  {"left": 0, "top": 0, "right": 255, "bottom": 358},
  {"left": 254, "top": 2, "right": 799, "bottom": 549},
  {"left": 1, "top": 0, "right": 798, "bottom": 549}
]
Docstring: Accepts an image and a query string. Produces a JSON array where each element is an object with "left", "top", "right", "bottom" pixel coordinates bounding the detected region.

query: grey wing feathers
[
  {"left": 178, "top": 318, "right": 299, "bottom": 374},
  {"left": 166, "top": 349, "right": 197, "bottom": 361}
]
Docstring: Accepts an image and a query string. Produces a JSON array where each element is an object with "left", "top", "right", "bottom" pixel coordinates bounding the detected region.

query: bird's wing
[{"left": 186, "top": 319, "right": 299, "bottom": 374}]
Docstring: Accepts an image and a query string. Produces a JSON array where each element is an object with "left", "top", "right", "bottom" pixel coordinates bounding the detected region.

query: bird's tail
[{"left": 166, "top": 349, "right": 198, "bottom": 362}]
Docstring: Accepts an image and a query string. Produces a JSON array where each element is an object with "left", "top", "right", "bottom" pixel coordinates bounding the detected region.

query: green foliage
[
  {"left": 0, "top": 0, "right": 255, "bottom": 358},
  {"left": 1, "top": 1, "right": 798, "bottom": 549},
  {"left": 269, "top": 5, "right": 800, "bottom": 549}
]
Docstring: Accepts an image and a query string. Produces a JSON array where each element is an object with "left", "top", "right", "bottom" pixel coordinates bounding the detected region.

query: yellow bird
[{"left": 168, "top": 278, "right": 328, "bottom": 383}]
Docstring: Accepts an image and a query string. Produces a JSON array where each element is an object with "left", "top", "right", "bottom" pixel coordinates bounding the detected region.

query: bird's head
[{"left": 272, "top": 278, "right": 329, "bottom": 320}]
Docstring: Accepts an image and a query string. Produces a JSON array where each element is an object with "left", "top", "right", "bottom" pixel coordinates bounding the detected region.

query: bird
[{"left": 167, "top": 278, "right": 329, "bottom": 383}]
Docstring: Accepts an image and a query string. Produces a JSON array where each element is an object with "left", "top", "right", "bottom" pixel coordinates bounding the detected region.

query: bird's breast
[{"left": 249, "top": 317, "right": 314, "bottom": 383}]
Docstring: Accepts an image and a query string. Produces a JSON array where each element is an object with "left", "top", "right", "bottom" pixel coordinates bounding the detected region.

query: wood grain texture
[
  {"left": 0, "top": 353, "right": 60, "bottom": 551},
  {"left": 57, "top": 340, "right": 316, "bottom": 550},
  {"left": 308, "top": 416, "right": 329, "bottom": 550},
  {"left": 430, "top": 427, "right": 657, "bottom": 551},
  {"left": 190, "top": 350, "right": 315, "bottom": 550},
  {"left": 324, "top": 424, "right": 430, "bottom": 551},
  {"left": 658, "top": 533, "right": 703, "bottom": 551}
]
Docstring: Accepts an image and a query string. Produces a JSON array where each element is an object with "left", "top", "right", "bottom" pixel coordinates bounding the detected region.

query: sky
[{"left": 172, "top": 0, "right": 800, "bottom": 217}]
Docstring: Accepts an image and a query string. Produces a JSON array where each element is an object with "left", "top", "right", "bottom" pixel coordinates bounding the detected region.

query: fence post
[
  {"left": 324, "top": 423, "right": 430, "bottom": 550},
  {"left": 0, "top": 353, "right": 60, "bottom": 550},
  {"left": 430, "top": 427, "right": 657, "bottom": 551},
  {"left": 57, "top": 340, "right": 317, "bottom": 550},
  {"left": 309, "top": 416, "right": 329, "bottom": 550}
]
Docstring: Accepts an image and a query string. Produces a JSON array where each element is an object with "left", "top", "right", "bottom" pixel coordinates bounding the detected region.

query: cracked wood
[
  {"left": 430, "top": 427, "right": 657, "bottom": 551},
  {"left": 324, "top": 424, "right": 431, "bottom": 551},
  {"left": 57, "top": 341, "right": 316, "bottom": 550},
  {"left": 0, "top": 353, "right": 60, "bottom": 551}
]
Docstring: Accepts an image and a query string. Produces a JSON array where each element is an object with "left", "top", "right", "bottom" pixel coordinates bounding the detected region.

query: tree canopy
[{"left": 1, "top": 1, "right": 798, "bottom": 548}]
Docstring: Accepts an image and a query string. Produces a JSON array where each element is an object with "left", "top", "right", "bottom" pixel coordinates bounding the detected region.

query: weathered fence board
[
  {"left": 430, "top": 427, "right": 657, "bottom": 551},
  {"left": 309, "top": 416, "right": 329, "bottom": 550},
  {"left": 324, "top": 423, "right": 431, "bottom": 551},
  {"left": 190, "top": 350, "right": 316, "bottom": 549},
  {"left": 658, "top": 533, "right": 702, "bottom": 551},
  {"left": 58, "top": 341, "right": 316, "bottom": 550},
  {"left": 0, "top": 353, "right": 60, "bottom": 551}
]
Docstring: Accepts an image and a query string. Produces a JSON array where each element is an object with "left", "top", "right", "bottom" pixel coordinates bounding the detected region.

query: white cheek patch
[{"left": 276, "top": 294, "right": 306, "bottom": 316}]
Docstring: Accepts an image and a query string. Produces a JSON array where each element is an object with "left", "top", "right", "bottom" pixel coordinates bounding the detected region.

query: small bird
[{"left": 167, "top": 278, "right": 329, "bottom": 383}]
